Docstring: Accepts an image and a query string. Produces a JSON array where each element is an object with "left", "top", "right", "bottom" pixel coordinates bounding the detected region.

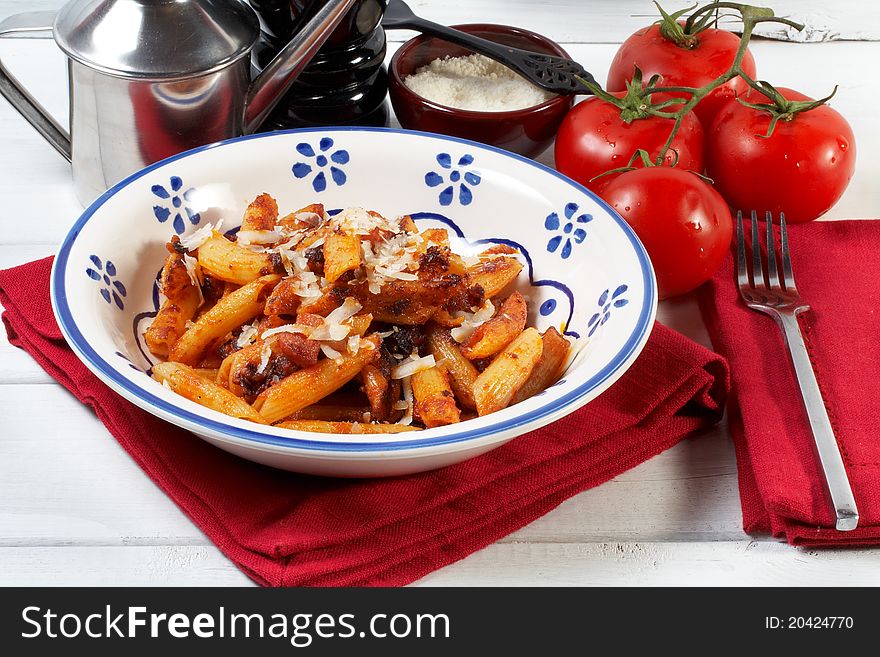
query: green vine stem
[{"left": 580, "top": 2, "right": 808, "bottom": 167}]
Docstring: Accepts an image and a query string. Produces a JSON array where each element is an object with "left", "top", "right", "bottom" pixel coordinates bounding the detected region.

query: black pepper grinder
[{"left": 249, "top": 0, "right": 390, "bottom": 129}]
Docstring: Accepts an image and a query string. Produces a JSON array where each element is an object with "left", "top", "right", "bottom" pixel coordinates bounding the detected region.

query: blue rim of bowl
[{"left": 52, "top": 126, "right": 656, "bottom": 453}]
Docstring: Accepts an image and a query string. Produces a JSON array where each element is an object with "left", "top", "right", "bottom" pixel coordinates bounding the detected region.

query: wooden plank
[
  {"left": 0, "top": 382, "right": 743, "bottom": 547},
  {"left": 0, "top": 546, "right": 255, "bottom": 586},
  {"left": 2, "top": 540, "right": 878, "bottom": 586},
  {"left": 0, "top": 0, "right": 876, "bottom": 43},
  {"left": 416, "top": 540, "right": 880, "bottom": 586}
]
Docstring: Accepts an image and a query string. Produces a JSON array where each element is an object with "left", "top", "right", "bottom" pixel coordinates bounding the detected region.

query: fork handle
[{"left": 776, "top": 311, "right": 859, "bottom": 531}]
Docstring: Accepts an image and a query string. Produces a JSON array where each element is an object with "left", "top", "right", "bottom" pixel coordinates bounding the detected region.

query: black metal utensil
[{"left": 382, "top": 0, "right": 596, "bottom": 95}]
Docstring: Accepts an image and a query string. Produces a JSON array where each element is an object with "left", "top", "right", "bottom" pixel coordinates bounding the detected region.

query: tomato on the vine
[
  {"left": 606, "top": 23, "right": 756, "bottom": 125},
  {"left": 555, "top": 92, "right": 704, "bottom": 193},
  {"left": 706, "top": 87, "right": 856, "bottom": 223},
  {"left": 600, "top": 167, "right": 732, "bottom": 299}
]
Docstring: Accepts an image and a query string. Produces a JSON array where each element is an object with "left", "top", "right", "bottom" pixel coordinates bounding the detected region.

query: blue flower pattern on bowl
[
  {"left": 151, "top": 176, "right": 200, "bottom": 235},
  {"left": 588, "top": 285, "right": 629, "bottom": 337},
  {"left": 545, "top": 203, "right": 592, "bottom": 259},
  {"left": 292, "top": 138, "right": 349, "bottom": 193},
  {"left": 86, "top": 255, "right": 126, "bottom": 310},
  {"left": 425, "top": 153, "right": 481, "bottom": 206}
]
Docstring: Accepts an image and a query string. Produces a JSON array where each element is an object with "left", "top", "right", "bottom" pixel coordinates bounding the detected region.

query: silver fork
[{"left": 736, "top": 210, "right": 859, "bottom": 531}]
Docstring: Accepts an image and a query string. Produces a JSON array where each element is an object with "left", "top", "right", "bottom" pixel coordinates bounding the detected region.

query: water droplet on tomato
[
  {"left": 624, "top": 206, "right": 631, "bottom": 212},
  {"left": 838, "top": 137, "right": 849, "bottom": 151}
]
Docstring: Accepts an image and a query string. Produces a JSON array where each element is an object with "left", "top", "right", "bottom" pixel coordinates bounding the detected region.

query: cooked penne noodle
[
  {"left": 427, "top": 325, "right": 479, "bottom": 410},
  {"left": 275, "top": 420, "right": 420, "bottom": 434},
  {"left": 169, "top": 274, "right": 279, "bottom": 365},
  {"left": 473, "top": 328, "right": 543, "bottom": 416},
  {"left": 240, "top": 193, "right": 278, "bottom": 232},
  {"left": 431, "top": 308, "right": 465, "bottom": 327},
  {"left": 152, "top": 361, "right": 267, "bottom": 424},
  {"left": 193, "top": 368, "right": 220, "bottom": 380},
  {"left": 361, "top": 363, "right": 392, "bottom": 420},
  {"left": 468, "top": 255, "right": 523, "bottom": 298},
  {"left": 412, "top": 365, "right": 460, "bottom": 427},
  {"left": 512, "top": 327, "right": 571, "bottom": 404},
  {"left": 144, "top": 251, "right": 202, "bottom": 358},
  {"left": 277, "top": 203, "right": 325, "bottom": 231},
  {"left": 323, "top": 230, "right": 362, "bottom": 283},
  {"left": 252, "top": 333, "right": 381, "bottom": 423},
  {"left": 284, "top": 404, "right": 372, "bottom": 422},
  {"left": 263, "top": 277, "right": 303, "bottom": 316},
  {"left": 145, "top": 288, "right": 201, "bottom": 359},
  {"left": 398, "top": 215, "right": 418, "bottom": 233},
  {"left": 460, "top": 291, "right": 527, "bottom": 360},
  {"left": 197, "top": 232, "right": 279, "bottom": 285}
]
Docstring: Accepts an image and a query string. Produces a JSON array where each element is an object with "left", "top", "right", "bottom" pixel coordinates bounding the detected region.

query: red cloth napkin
[
  {"left": 2, "top": 257, "right": 728, "bottom": 586},
  {"left": 700, "top": 219, "right": 880, "bottom": 546}
]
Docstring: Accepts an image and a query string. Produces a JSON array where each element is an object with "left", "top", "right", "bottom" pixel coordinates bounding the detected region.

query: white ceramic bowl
[{"left": 51, "top": 128, "right": 656, "bottom": 477}]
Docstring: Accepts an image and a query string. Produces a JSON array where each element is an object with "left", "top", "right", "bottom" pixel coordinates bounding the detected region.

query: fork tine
[
  {"left": 765, "top": 211, "right": 781, "bottom": 290},
  {"left": 751, "top": 210, "right": 765, "bottom": 291},
  {"left": 779, "top": 212, "right": 798, "bottom": 292},
  {"left": 735, "top": 211, "right": 750, "bottom": 290}
]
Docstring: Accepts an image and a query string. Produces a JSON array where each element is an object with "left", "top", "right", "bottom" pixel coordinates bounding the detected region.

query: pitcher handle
[{"left": 0, "top": 11, "right": 71, "bottom": 161}]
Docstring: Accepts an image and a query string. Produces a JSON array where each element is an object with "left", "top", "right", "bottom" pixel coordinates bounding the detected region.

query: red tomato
[
  {"left": 555, "top": 93, "right": 705, "bottom": 193},
  {"left": 705, "top": 88, "right": 856, "bottom": 223},
  {"left": 606, "top": 24, "right": 756, "bottom": 125},
  {"left": 600, "top": 167, "right": 732, "bottom": 299}
]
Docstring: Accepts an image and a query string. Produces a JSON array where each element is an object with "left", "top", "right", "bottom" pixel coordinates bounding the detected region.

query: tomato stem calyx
[
  {"left": 655, "top": 2, "right": 702, "bottom": 49},
  {"left": 736, "top": 81, "right": 839, "bottom": 137},
  {"left": 579, "top": 67, "right": 676, "bottom": 124}
]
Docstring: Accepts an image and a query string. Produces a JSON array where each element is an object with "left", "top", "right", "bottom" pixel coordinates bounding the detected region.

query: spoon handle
[
  {"left": 383, "top": 4, "right": 524, "bottom": 60},
  {"left": 382, "top": 0, "right": 595, "bottom": 94}
]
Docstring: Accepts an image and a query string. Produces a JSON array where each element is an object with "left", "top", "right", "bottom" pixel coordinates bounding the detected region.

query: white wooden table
[{"left": 2, "top": 0, "right": 880, "bottom": 586}]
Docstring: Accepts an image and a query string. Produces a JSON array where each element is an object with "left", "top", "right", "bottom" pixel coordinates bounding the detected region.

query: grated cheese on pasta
[
  {"left": 450, "top": 299, "right": 496, "bottom": 342},
  {"left": 179, "top": 220, "right": 223, "bottom": 251},
  {"left": 391, "top": 353, "right": 436, "bottom": 380},
  {"left": 235, "top": 322, "right": 259, "bottom": 348}
]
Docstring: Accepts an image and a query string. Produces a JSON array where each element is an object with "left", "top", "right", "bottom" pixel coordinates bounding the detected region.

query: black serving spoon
[{"left": 382, "top": 0, "right": 596, "bottom": 95}]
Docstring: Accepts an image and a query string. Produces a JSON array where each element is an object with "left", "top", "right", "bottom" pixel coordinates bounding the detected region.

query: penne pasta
[
  {"left": 473, "top": 327, "right": 543, "bottom": 416},
  {"left": 412, "top": 365, "right": 460, "bottom": 427},
  {"left": 193, "top": 367, "right": 220, "bottom": 380},
  {"left": 152, "top": 361, "right": 267, "bottom": 423},
  {"left": 277, "top": 203, "right": 325, "bottom": 231},
  {"left": 460, "top": 291, "right": 527, "bottom": 360},
  {"left": 197, "top": 232, "right": 279, "bottom": 285},
  {"left": 169, "top": 274, "right": 279, "bottom": 365},
  {"left": 427, "top": 324, "right": 479, "bottom": 410},
  {"left": 468, "top": 255, "right": 523, "bottom": 298},
  {"left": 323, "top": 230, "right": 362, "bottom": 283},
  {"left": 252, "top": 333, "right": 381, "bottom": 423},
  {"left": 512, "top": 327, "right": 571, "bottom": 404},
  {"left": 274, "top": 420, "right": 420, "bottom": 434},
  {"left": 240, "top": 193, "right": 278, "bottom": 232},
  {"left": 283, "top": 404, "right": 372, "bottom": 423},
  {"left": 144, "top": 251, "right": 202, "bottom": 358}
]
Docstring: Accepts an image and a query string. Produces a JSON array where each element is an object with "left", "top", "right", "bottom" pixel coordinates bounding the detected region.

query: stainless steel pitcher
[{"left": 0, "top": 0, "right": 357, "bottom": 205}]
